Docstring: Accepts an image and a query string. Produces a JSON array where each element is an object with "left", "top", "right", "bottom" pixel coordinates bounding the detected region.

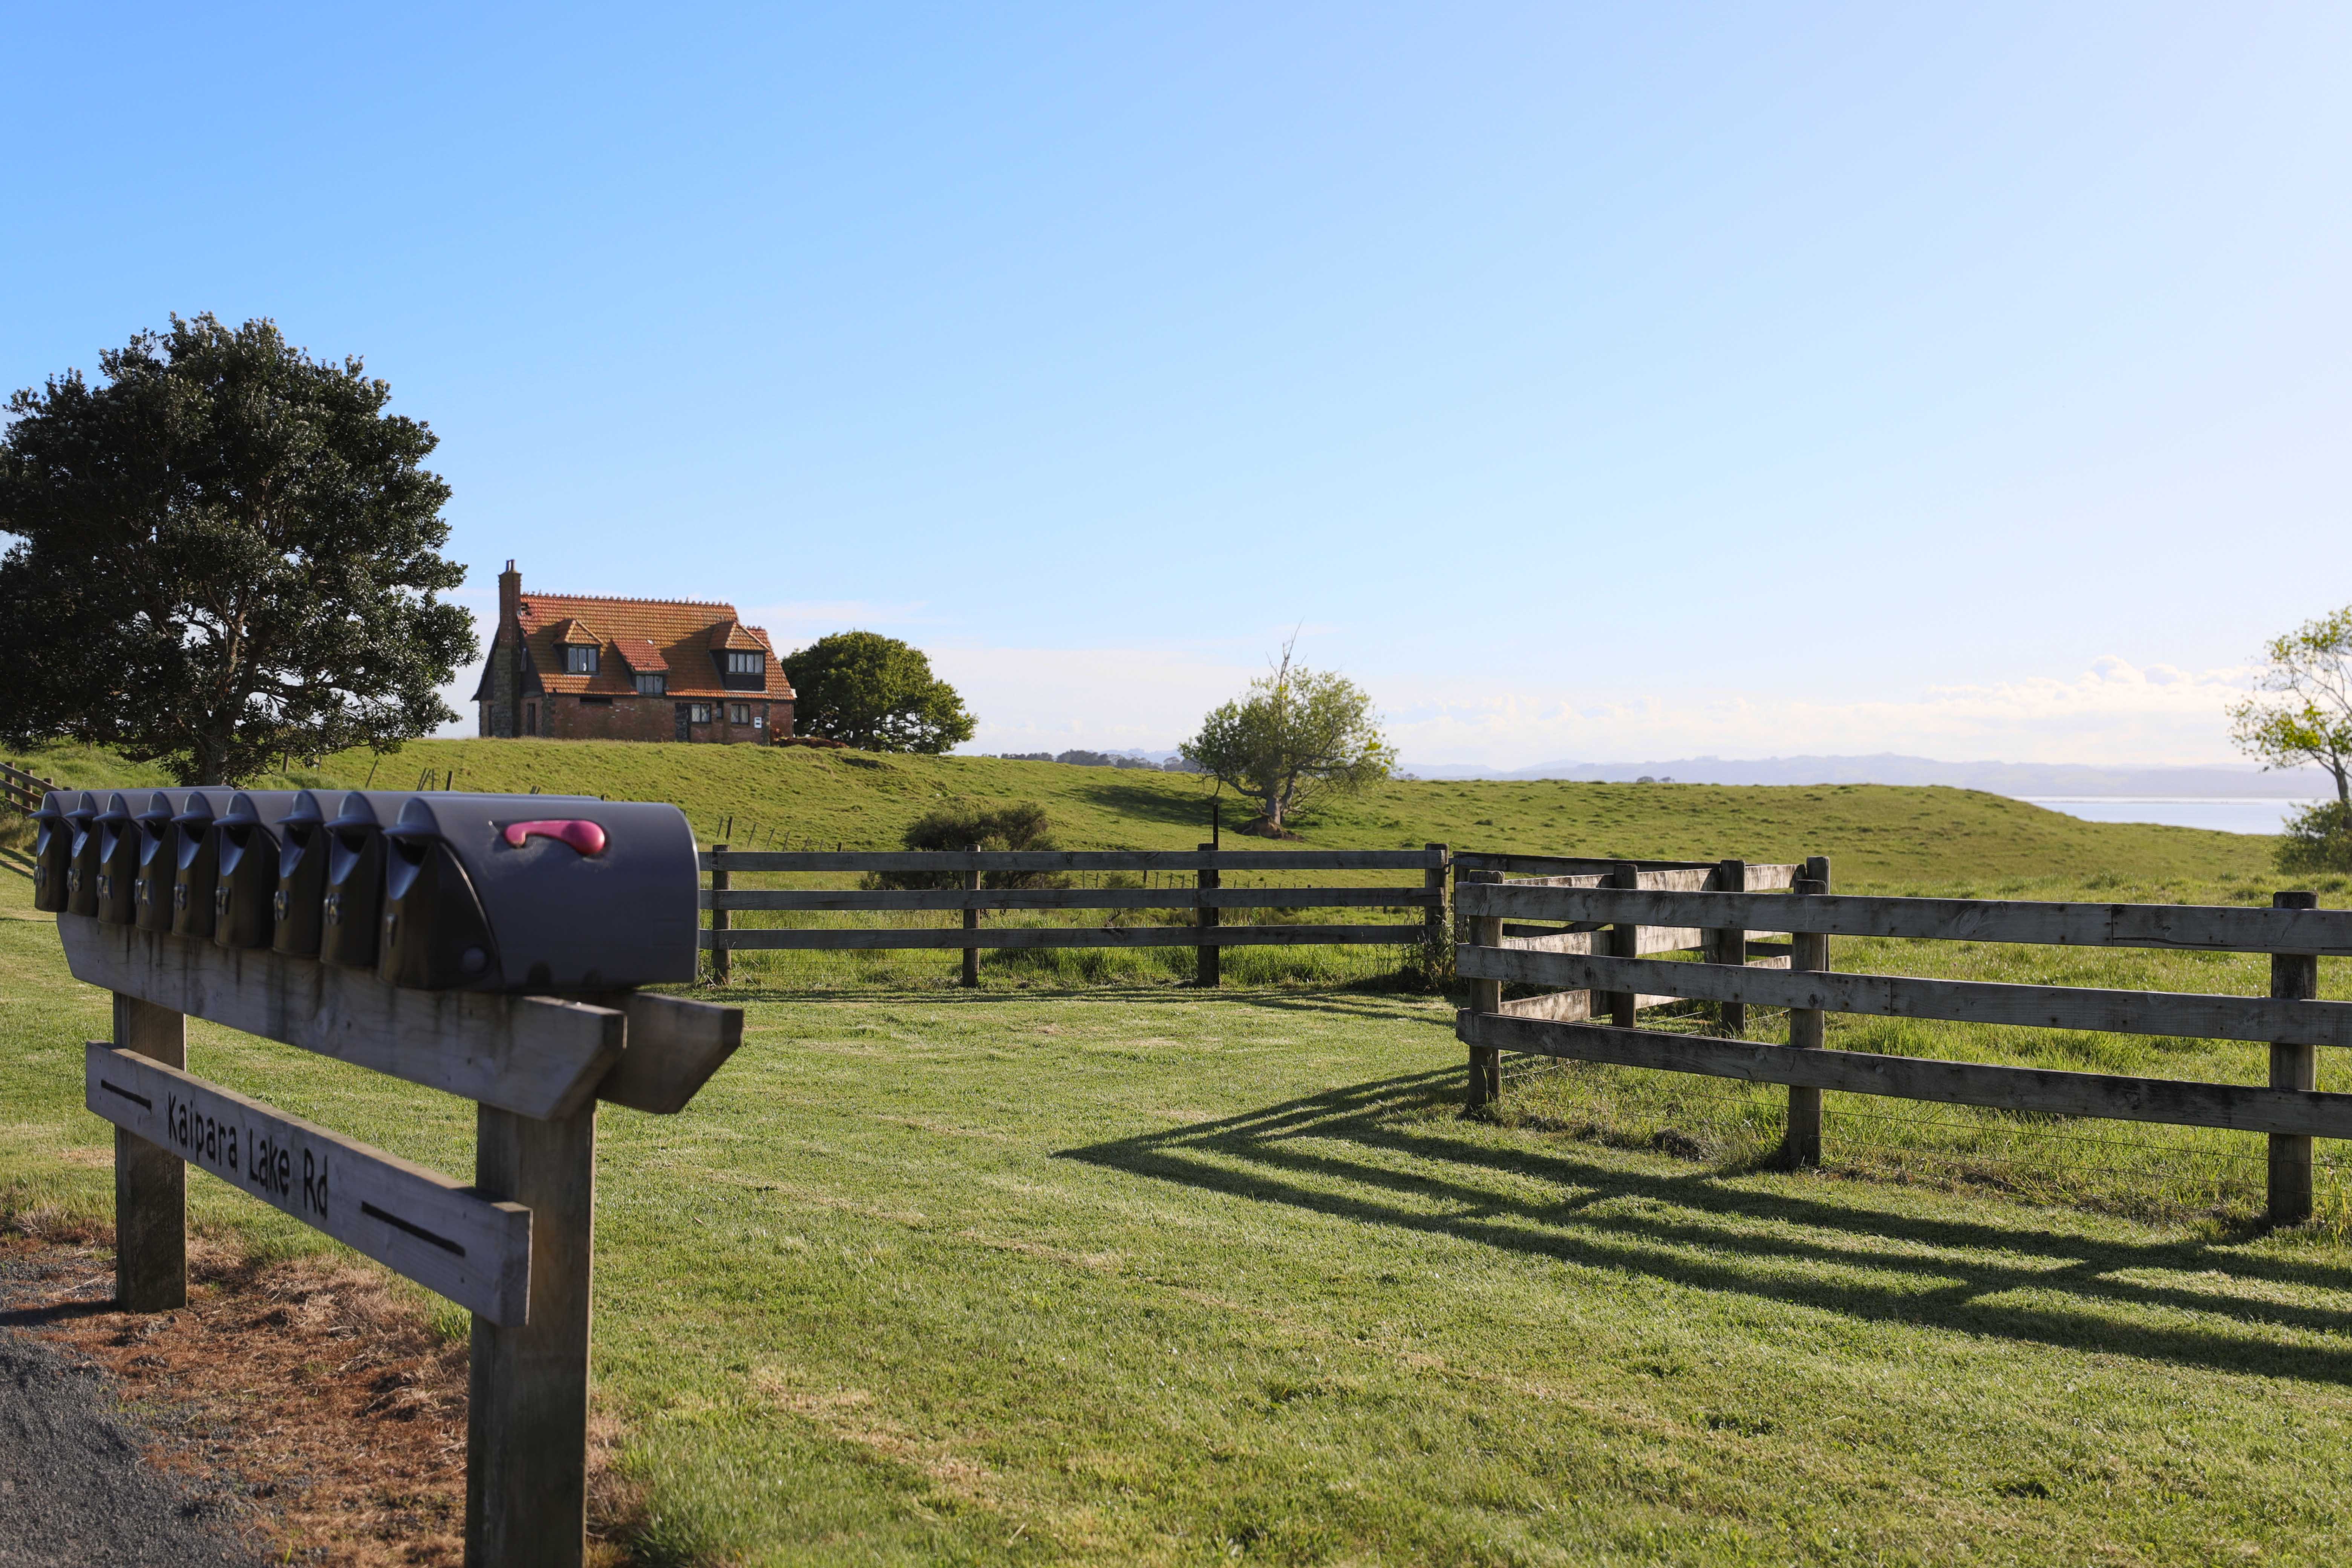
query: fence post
[
  {"left": 1606, "top": 862, "right": 1640, "bottom": 1027},
  {"left": 1784, "top": 855, "right": 1831, "bottom": 1166},
  {"left": 2269, "top": 888, "right": 2320, "bottom": 1227},
  {"left": 1708, "top": 859, "right": 1748, "bottom": 1036},
  {"left": 1464, "top": 869, "right": 1503, "bottom": 1108},
  {"left": 1424, "top": 843, "right": 1449, "bottom": 958},
  {"left": 1196, "top": 843, "right": 1220, "bottom": 988},
  {"left": 962, "top": 845, "right": 981, "bottom": 988},
  {"left": 710, "top": 845, "right": 730, "bottom": 986},
  {"left": 467, "top": 1102, "right": 597, "bottom": 1567},
  {"left": 112, "top": 994, "right": 187, "bottom": 1311}
]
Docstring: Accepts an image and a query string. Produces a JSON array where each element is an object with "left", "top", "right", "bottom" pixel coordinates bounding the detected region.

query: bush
[
  {"left": 2278, "top": 799, "right": 2352, "bottom": 873},
  {"left": 876, "top": 802, "right": 1066, "bottom": 890}
]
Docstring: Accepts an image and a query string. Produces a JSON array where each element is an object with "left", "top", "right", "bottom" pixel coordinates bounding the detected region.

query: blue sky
[{"left": 5, "top": 4, "right": 2348, "bottom": 764}]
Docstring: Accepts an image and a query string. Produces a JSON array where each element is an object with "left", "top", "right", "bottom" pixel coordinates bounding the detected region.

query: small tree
[
  {"left": 787, "top": 631, "right": 975, "bottom": 753},
  {"left": 2230, "top": 607, "right": 2352, "bottom": 808},
  {"left": 0, "top": 315, "right": 475, "bottom": 784},
  {"left": 1179, "top": 640, "right": 1394, "bottom": 834},
  {"left": 880, "top": 801, "right": 1063, "bottom": 889}
]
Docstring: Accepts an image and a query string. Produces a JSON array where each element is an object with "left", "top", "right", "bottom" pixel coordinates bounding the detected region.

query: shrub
[
  {"left": 2278, "top": 799, "right": 2352, "bottom": 873},
  {"left": 876, "top": 802, "right": 1066, "bottom": 890}
]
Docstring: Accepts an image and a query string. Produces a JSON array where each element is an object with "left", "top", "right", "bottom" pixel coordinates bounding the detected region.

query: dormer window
[
  {"left": 566, "top": 646, "right": 599, "bottom": 675},
  {"left": 635, "top": 673, "right": 666, "bottom": 696},
  {"left": 725, "top": 651, "right": 762, "bottom": 675}
]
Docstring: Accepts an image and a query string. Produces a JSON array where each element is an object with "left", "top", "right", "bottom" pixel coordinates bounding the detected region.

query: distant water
[{"left": 2018, "top": 797, "right": 2322, "bottom": 835}]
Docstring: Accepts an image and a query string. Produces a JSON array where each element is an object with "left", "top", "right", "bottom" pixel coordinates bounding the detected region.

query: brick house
[{"left": 472, "top": 562, "right": 796, "bottom": 743}]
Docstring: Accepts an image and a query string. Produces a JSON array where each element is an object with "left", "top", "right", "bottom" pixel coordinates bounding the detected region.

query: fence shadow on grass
[{"left": 1059, "top": 1069, "right": 2352, "bottom": 1384}]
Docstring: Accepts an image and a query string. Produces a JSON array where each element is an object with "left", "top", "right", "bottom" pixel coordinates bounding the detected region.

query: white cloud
[{"left": 1379, "top": 656, "right": 2260, "bottom": 767}]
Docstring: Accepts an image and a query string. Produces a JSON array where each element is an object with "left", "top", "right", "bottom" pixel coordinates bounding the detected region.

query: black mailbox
[
  {"left": 93, "top": 793, "right": 143, "bottom": 924},
  {"left": 63, "top": 793, "right": 105, "bottom": 917},
  {"left": 31, "top": 791, "right": 84, "bottom": 914},
  {"left": 133, "top": 790, "right": 202, "bottom": 933},
  {"left": 378, "top": 795, "right": 697, "bottom": 992},
  {"left": 210, "top": 792, "right": 306, "bottom": 949},
  {"left": 321, "top": 792, "right": 400, "bottom": 971},
  {"left": 169, "top": 794, "right": 224, "bottom": 940},
  {"left": 269, "top": 791, "right": 332, "bottom": 958}
]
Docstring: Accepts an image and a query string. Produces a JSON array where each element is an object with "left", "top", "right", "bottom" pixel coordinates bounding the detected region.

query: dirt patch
[{"left": 0, "top": 1216, "right": 645, "bottom": 1566}]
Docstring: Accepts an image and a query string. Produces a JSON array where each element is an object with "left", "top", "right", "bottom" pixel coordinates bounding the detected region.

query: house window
[
  {"left": 725, "top": 651, "right": 762, "bottom": 675},
  {"left": 727, "top": 703, "right": 750, "bottom": 725},
  {"left": 689, "top": 703, "right": 713, "bottom": 724},
  {"left": 565, "top": 646, "right": 599, "bottom": 675},
  {"left": 635, "top": 673, "right": 666, "bottom": 696},
  {"left": 524, "top": 703, "right": 538, "bottom": 736}
]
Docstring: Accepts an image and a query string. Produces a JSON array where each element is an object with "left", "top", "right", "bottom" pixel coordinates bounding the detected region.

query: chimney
[{"left": 499, "top": 559, "right": 521, "bottom": 626}]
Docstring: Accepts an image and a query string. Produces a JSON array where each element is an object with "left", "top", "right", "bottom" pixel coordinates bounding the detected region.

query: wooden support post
[
  {"left": 962, "top": 845, "right": 981, "bottom": 988},
  {"left": 1464, "top": 870, "right": 1503, "bottom": 1109},
  {"left": 112, "top": 992, "right": 186, "bottom": 1312},
  {"left": 467, "top": 1102, "right": 597, "bottom": 1568},
  {"left": 1709, "top": 859, "right": 1748, "bottom": 1036},
  {"left": 2269, "top": 888, "right": 2320, "bottom": 1228},
  {"left": 1606, "top": 862, "right": 1640, "bottom": 1027},
  {"left": 1196, "top": 843, "right": 1220, "bottom": 988},
  {"left": 710, "top": 844, "right": 730, "bottom": 986},
  {"left": 1424, "top": 843, "right": 1449, "bottom": 954},
  {"left": 1784, "top": 855, "right": 1831, "bottom": 1167}
]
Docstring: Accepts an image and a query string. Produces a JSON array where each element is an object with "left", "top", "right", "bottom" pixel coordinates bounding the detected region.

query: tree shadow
[{"left": 1058, "top": 1070, "right": 2352, "bottom": 1383}]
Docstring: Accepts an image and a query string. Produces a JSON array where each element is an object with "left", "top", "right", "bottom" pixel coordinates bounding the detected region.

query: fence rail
[
  {"left": 0, "top": 760, "right": 54, "bottom": 817},
  {"left": 1453, "top": 861, "right": 2344, "bottom": 1225},
  {"left": 701, "top": 844, "right": 1450, "bottom": 985}
]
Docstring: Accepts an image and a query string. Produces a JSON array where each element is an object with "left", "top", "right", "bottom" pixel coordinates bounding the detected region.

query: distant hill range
[{"left": 1396, "top": 753, "right": 2330, "bottom": 798}]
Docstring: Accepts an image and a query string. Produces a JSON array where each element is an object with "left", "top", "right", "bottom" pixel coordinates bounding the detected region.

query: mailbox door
[
  {"left": 270, "top": 792, "right": 332, "bottom": 958},
  {"left": 95, "top": 794, "right": 140, "bottom": 925},
  {"left": 170, "top": 799, "right": 223, "bottom": 940},
  {"left": 132, "top": 792, "right": 188, "bottom": 932},
  {"left": 212, "top": 821, "right": 281, "bottom": 948},
  {"left": 320, "top": 793, "right": 397, "bottom": 971},
  {"left": 379, "top": 832, "right": 503, "bottom": 990},
  {"left": 66, "top": 795, "right": 106, "bottom": 918},
  {"left": 32, "top": 793, "right": 77, "bottom": 914}
]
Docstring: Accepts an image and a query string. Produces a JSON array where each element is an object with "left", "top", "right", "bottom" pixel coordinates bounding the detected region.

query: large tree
[
  {"left": 2230, "top": 605, "right": 2352, "bottom": 807},
  {"left": 787, "top": 630, "right": 975, "bottom": 753},
  {"left": 0, "top": 315, "right": 476, "bottom": 784},
  {"left": 1180, "top": 640, "right": 1394, "bottom": 833}
]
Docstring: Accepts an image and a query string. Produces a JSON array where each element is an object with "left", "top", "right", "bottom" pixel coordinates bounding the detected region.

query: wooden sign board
[{"left": 87, "top": 1043, "right": 533, "bottom": 1325}]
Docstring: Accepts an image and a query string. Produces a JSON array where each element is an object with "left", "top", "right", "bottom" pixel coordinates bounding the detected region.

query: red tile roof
[{"left": 513, "top": 592, "right": 794, "bottom": 701}]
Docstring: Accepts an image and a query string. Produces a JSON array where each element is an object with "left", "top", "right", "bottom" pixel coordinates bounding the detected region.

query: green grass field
[{"left": 5, "top": 744, "right": 2349, "bottom": 1564}]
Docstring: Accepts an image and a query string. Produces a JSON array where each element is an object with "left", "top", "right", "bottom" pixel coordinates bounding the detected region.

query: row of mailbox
[{"left": 33, "top": 789, "right": 700, "bottom": 993}]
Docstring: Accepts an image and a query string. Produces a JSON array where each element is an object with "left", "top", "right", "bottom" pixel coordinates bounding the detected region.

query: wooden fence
[
  {"left": 0, "top": 759, "right": 54, "bottom": 816},
  {"left": 1453, "top": 856, "right": 2352, "bottom": 1224},
  {"left": 701, "top": 845, "right": 1451, "bottom": 985}
]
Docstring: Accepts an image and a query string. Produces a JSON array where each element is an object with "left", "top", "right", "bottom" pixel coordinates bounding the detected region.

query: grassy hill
[{"left": 4, "top": 737, "right": 2280, "bottom": 891}]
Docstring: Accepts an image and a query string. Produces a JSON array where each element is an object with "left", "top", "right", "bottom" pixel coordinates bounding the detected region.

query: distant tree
[
  {"left": 2231, "top": 607, "right": 2352, "bottom": 806},
  {"left": 1179, "top": 639, "right": 1395, "bottom": 834},
  {"left": 787, "top": 631, "right": 975, "bottom": 753},
  {"left": 0, "top": 315, "right": 475, "bottom": 785}
]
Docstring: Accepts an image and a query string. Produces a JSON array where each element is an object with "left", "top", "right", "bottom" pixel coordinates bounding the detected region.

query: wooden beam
[
  {"left": 703, "top": 885, "right": 1440, "bottom": 911},
  {"left": 1454, "top": 1012, "right": 2352, "bottom": 1140},
  {"left": 86, "top": 1046, "right": 532, "bottom": 1324},
  {"left": 1455, "top": 884, "right": 2352, "bottom": 956},
  {"left": 467, "top": 1100, "right": 595, "bottom": 1565},
  {"left": 1456, "top": 946, "right": 2352, "bottom": 1049},
  {"left": 2272, "top": 890, "right": 2321, "bottom": 1226},
  {"left": 704, "top": 923, "right": 1427, "bottom": 951},
  {"left": 702, "top": 848, "right": 1441, "bottom": 873},
  {"left": 1498, "top": 925, "right": 1704, "bottom": 956},
  {"left": 59, "top": 917, "right": 624, "bottom": 1121},
  {"left": 592, "top": 994, "right": 744, "bottom": 1116},
  {"left": 111, "top": 995, "right": 185, "bottom": 1312}
]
